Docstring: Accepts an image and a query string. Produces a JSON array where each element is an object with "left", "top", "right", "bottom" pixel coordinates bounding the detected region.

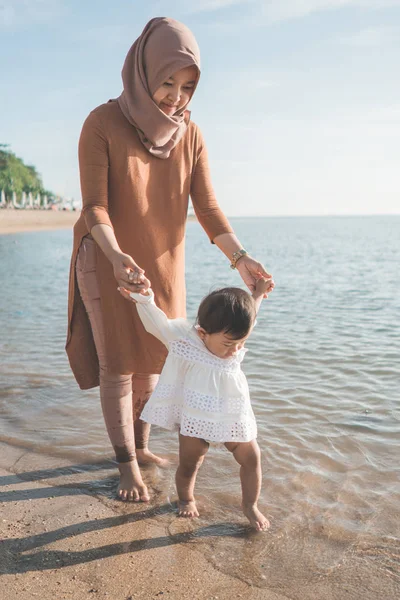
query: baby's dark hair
[{"left": 196, "top": 287, "right": 256, "bottom": 340}]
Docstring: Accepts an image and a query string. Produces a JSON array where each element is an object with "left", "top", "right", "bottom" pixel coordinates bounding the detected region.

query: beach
[
  {"left": 0, "top": 210, "right": 267, "bottom": 600},
  {"left": 0, "top": 209, "right": 79, "bottom": 235},
  {"left": 0, "top": 209, "right": 197, "bottom": 235},
  {"left": 1, "top": 216, "right": 399, "bottom": 599},
  {"left": 2, "top": 440, "right": 398, "bottom": 600},
  {"left": 1, "top": 443, "right": 275, "bottom": 600}
]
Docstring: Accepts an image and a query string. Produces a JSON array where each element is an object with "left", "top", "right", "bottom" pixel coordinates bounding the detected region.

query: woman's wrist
[
  {"left": 213, "top": 233, "right": 246, "bottom": 264},
  {"left": 90, "top": 224, "right": 122, "bottom": 263},
  {"left": 109, "top": 248, "right": 125, "bottom": 263},
  {"left": 230, "top": 249, "right": 248, "bottom": 270}
]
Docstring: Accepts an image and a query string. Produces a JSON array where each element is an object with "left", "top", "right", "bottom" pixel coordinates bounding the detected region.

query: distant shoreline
[
  {"left": 1, "top": 209, "right": 392, "bottom": 236},
  {"left": 0, "top": 209, "right": 79, "bottom": 235},
  {"left": 0, "top": 210, "right": 198, "bottom": 235}
]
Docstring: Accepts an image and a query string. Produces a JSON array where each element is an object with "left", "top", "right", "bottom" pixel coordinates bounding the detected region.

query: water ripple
[{"left": 1, "top": 218, "right": 399, "bottom": 595}]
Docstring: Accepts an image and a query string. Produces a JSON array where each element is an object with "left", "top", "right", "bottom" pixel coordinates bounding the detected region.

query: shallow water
[{"left": 1, "top": 216, "right": 399, "bottom": 595}]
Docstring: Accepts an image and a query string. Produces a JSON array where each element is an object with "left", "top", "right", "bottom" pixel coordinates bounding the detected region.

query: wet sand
[
  {"left": 0, "top": 209, "right": 79, "bottom": 234},
  {"left": 1, "top": 441, "right": 398, "bottom": 600},
  {"left": 0, "top": 442, "right": 282, "bottom": 600}
]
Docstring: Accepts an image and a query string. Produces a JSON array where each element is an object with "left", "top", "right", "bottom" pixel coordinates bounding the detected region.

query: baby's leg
[
  {"left": 176, "top": 434, "right": 209, "bottom": 518},
  {"left": 225, "top": 440, "right": 270, "bottom": 531}
]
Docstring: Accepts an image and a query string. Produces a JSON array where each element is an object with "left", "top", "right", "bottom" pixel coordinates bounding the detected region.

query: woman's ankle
[{"left": 113, "top": 444, "right": 137, "bottom": 464}]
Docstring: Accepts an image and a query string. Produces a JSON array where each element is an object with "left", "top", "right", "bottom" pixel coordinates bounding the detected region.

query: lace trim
[
  {"left": 141, "top": 403, "right": 257, "bottom": 442},
  {"left": 141, "top": 381, "right": 257, "bottom": 442},
  {"left": 141, "top": 403, "right": 182, "bottom": 431},
  {"left": 152, "top": 383, "right": 250, "bottom": 416},
  {"left": 169, "top": 339, "right": 244, "bottom": 372},
  {"left": 181, "top": 414, "right": 257, "bottom": 442}
]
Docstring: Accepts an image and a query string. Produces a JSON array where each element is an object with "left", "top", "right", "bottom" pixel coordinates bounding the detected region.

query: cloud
[
  {"left": 189, "top": 0, "right": 248, "bottom": 10},
  {"left": 170, "top": 0, "right": 400, "bottom": 18},
  {"left": 355, "top": 104, "right": 400, "bottom": 124},
  {"left": 338, "top": 26, "right": 400, "bottom": 47},
  {"left": 150, "top": 0, "right": 251, "bottom": 15},
  {"left": 72, "top": 24, "right": 137, "bottom": 47},
  {"left": 260, "top": 1, "right": 400, "bottom": 23},
  {"left": 0, "top": 0, "right": 66, "bottom": 30},
  {"left": 233, "top": 68, "right": 280, "bottom": 89},
  {"left": 254, "top": 79, "right": 279, "bottom": 89}
]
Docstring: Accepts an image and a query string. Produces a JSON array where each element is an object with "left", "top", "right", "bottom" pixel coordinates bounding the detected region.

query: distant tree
[{"left": 0, "top": 144, "right": 54, "bottom": 205}]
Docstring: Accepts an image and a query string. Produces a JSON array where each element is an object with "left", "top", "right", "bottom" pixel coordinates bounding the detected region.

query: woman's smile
[{"left": 160, "top": 102, "right": 179, "bottom": 115}]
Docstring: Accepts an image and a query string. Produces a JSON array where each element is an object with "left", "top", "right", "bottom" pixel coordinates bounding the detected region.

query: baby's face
[{"left": 197, "top": 329, "right": 250, "bottom": 359}]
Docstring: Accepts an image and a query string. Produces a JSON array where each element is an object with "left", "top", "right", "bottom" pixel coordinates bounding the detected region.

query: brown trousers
[{"left": 76, "top": 236, "right": 158, "bottom": 463}]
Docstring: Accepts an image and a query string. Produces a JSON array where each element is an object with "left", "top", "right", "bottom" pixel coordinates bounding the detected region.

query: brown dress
[{"left": 66, "top": 101, "right": 233, "bottom": 390}]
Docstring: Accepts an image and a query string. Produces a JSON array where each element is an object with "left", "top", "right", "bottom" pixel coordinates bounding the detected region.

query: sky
[{"left": 1, "top": 0, "right": 399, "bottom": 216}]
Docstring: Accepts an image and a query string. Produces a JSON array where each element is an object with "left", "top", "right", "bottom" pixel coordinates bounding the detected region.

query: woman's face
[{"left": 152, "top": 65, "right": 198, "bottom": 116}]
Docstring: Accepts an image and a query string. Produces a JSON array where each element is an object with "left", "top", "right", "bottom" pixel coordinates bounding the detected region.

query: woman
[{"left": 66, "top": 17, "right": 272, "bottom": 503}]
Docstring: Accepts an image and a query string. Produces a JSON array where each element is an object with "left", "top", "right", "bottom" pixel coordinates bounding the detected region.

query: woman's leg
[
  {"left": 99, "top": 372, "right": 149, "bottom": 502},
  {"left": 131, "top": 373, "right": 168, "bottom": 467},
  {"left": 76, "top": 238, "right": 148, "bottom": 502},
  {"left": 176, "top": 434, "right": 209, "bottom": 518},
  {"left": 224, "top": 439, "right": 270, "bottom": 531}
]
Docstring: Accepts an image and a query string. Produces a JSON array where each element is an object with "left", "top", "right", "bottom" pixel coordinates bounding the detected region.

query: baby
[{"left": 120, "top": 277, "right": 273, "bottom": 531}]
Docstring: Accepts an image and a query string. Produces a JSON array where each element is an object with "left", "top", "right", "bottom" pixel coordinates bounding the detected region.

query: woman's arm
[
  {"left": 79, "top": 110, "right": 150, "bottom": 293},
  {"left": 190, "top": 127, "right": 274, "bottom": 294},
  {"left": 190, "top": 136, "right": 234, "bottom": 242}
]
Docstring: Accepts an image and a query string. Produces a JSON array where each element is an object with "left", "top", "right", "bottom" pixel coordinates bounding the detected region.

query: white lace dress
[{"left": 131, "top": 290, "right": 257, "bottom": 443}]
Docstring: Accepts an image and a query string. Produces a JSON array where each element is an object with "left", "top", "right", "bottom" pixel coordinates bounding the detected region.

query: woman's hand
[
  {"left": 236, "top": 255, "right": 274, "bottom": 297},
  {"left": 111, "top": 251, "right": 151, "bottom": 295}
]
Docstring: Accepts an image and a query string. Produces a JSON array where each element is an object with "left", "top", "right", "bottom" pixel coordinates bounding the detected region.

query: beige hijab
[{"left": 117, "top": 17, "right": 201, "bottom": 159}]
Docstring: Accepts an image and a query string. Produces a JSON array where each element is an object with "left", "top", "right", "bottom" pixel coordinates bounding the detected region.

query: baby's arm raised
[{"left": 252, "top": 277, "right": 274, "bottom": 313}]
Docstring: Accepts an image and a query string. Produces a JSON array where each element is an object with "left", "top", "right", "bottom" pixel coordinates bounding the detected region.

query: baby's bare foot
[
  {"left": 136, "top": 448, "right": 170, "bottom": 468},
  {"left": 117, "top": 460, "right": 150, "bottom": 502},
  {"left": 178, "top": 499, "right": 199, "bottom": 518},
  {"left": 242, "top": 503, "right": 270, "bottom": 531}
]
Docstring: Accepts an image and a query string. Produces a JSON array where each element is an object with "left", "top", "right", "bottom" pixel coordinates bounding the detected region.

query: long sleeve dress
[
  {"left": 131, "top": 290, "right": 258, "bottom": 443},
  {"left": 66, "top": 101, "right": 233, "bottom": 389}
]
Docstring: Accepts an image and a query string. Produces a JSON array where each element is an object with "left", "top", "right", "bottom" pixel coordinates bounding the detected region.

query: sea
[{"left": 0, "top": 216, "right": 399, "bottom": 597}]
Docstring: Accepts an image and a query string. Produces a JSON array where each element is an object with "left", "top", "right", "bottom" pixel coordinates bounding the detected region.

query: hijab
[{"left": 117, "top": 17, "right": 201, "bottom": 159}]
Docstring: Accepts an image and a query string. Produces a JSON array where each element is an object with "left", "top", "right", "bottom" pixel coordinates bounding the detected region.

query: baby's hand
[
  {"left": 255, "top": 277, "right": 274, "bottom": 297},
  {"left": 117, "top": 286, "right": 152, "bottom": 303}
]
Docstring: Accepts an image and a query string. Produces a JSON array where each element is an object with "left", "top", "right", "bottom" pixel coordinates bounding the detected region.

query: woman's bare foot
[
  {"left": 136, "top": 448, "right": 170, "bottom": 468},
  {"left": 117, "top": 460, "right": 150, "bottom": 502},
  {"left": 178, "top": 499, "right": 199, "bottom": 518},
  {"left": 242, "top": 503, "right": 270, "bottom": 531}
]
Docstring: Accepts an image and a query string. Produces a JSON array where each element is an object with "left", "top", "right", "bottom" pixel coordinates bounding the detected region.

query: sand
[
  {"left": 2, "top": 441, "right": 398, "bottom": 600},
  {"left": 2, "top": 208, "right": 259, "bottom": 599},
  {"left": 0, "top": 209, "right": 196, "bottom": 235},
  {"left": 0, "top": 209, "right": 79, "bottom": 235},
  {"left": 0, "top": 442, "right": 284, "bottom": 600}
]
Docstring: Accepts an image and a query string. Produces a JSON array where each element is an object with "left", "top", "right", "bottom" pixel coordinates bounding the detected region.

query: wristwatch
[{"left": 230, "top": 249, "right": 248, "bottom": 270}]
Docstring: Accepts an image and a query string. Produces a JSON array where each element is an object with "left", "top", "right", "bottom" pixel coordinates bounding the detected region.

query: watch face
[{"left": 231, "top": 249, "right": 247, "bottom": 270}]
